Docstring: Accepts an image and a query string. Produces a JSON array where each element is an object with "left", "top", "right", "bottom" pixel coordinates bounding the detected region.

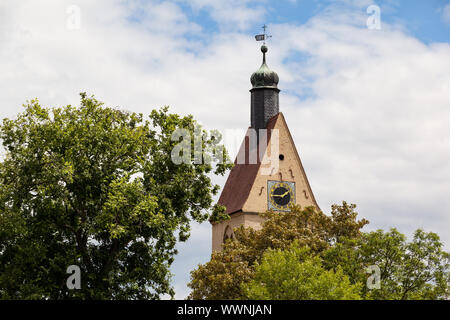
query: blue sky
[
  {"left": 128, "top": 1, "right": 450, "bottom": 48},
  {"left": 174, "top": 0, "right": 450, "bottom": 41},
  {"left": 0, "top": 0, "right": 449, "bottom": 299}
]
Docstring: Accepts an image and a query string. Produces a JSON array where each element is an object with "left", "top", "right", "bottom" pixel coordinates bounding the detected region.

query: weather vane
[{"left": 255, "top": 24, "right": 272, "bottom": 44}]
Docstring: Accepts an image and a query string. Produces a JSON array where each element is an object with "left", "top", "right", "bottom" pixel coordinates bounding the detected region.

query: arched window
[{"left": 223, "top": 225, "right": 234, "bottom": 243}]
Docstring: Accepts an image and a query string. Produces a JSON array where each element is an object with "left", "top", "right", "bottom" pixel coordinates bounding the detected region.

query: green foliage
[
  {"left": 243, "top": 243, "right": 362, "bottom": 300},
  {"left": 0, "top": 93, "right": 231, "bottom": 299},
  {"left": 322, "top": 228, "right": 450, "bottom": 300},
  {"left": 188, "top": 203, "right": 368, "bottom": 299},
  {"left": 188, "top": 203, "right": 449, "bottom": 300}
]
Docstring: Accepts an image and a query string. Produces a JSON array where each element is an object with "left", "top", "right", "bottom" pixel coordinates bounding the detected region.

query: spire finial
[
  {"left": 255, "top": 24, "right": 272, "bottom": 45},
  {"left": 255, "top": 24, "right": 272, "bottom": 65},
  {"left": 261, "top": 44, "right": 268, "bottom": 64}
]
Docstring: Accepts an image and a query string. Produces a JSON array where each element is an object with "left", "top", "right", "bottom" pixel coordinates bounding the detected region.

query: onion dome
[{"left": 250, "top": 44, "right": 279, "bottom": 89}]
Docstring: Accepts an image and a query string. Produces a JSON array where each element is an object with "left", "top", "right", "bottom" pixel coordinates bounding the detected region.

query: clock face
[{"left": 268, "top": 181, "right": 295, "bottom": 211}]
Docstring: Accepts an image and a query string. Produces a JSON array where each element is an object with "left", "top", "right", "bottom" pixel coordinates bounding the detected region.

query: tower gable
[
  {"left": 218, "top": 112, "right": 318, "bottom": 216},
  {"left": 242, "top": 112, "right": 318, "bottom": 213},
  {"left": 213, "top": 113, "right": 318, "bottom": 251},
  {"left": 217, "top": 113, "right": 277, "bottom": 215}
]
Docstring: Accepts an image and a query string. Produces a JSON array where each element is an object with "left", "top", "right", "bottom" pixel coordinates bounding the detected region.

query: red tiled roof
[{"left": 218, "top": 113, "right": 280, "bottom": 215}]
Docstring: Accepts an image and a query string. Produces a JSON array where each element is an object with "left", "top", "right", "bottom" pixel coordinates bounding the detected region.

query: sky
[{"left": 0, "top": 0, "right": 449, "bottom": 299}]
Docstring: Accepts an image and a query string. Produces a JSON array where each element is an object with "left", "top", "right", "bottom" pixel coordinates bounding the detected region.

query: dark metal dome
[{"left": 250, "top": 45, "right": 279, "bottom": 89}]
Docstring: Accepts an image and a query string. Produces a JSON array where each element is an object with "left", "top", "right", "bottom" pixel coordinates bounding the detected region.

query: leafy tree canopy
[
  {"left": 243, "top": 243, "right": 362, "bottom": 300},
  {"left": 0, "top": 93, "right": 231, "bottom": 299},
  {"left": 188, "top": 204, "right": 449, "bottom": 300},
  {"left": 322, "top": 228, "right": 450, "bottom": 300},
  {"left": 188, "top": 203, "right": 368, "bottom": 299}
]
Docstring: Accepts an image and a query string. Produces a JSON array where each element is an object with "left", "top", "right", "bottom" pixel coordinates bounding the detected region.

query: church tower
[{"left": 211, "top": 43, "right": 319, "bottom": 252}]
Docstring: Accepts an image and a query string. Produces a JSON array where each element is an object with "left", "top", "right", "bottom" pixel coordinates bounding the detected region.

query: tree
[
  {"left": 242, "top": 243, "right": 362, "bottom": 300},
  {"left": 188, "top": 203, "right": 449, "bottom": 300},
  {"left": 322, "top": 228, "right": 450, "bottom": 300},
  {"left": 188, "top": 203, "right": 369, "bottom": 299},
  {"left": 0, "top": 93, "right": 231, "bottom": 299}
]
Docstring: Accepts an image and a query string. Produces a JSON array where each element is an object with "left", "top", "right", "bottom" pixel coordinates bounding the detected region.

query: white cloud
[
  {"left": 0, "top": 0, "right": 449, "bottom": 299},
  {"left": 178, "top": 0, "right": 266, "bottom": 31},
  {"left": 127, "top": 1, "right": 202, "bottom": 35}
]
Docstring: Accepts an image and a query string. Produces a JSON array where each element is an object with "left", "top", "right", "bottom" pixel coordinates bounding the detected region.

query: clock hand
[{"left": 272, "top": 191, "right": 290, "bottom": 198}]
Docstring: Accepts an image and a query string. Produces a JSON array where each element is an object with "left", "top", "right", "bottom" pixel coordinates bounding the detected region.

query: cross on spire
[
  {"left": 255, "top": 24, "right": 272, "bottom": 44},
  {"left": 262, "top": 24, "right": 268, "bottom": 34}
]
